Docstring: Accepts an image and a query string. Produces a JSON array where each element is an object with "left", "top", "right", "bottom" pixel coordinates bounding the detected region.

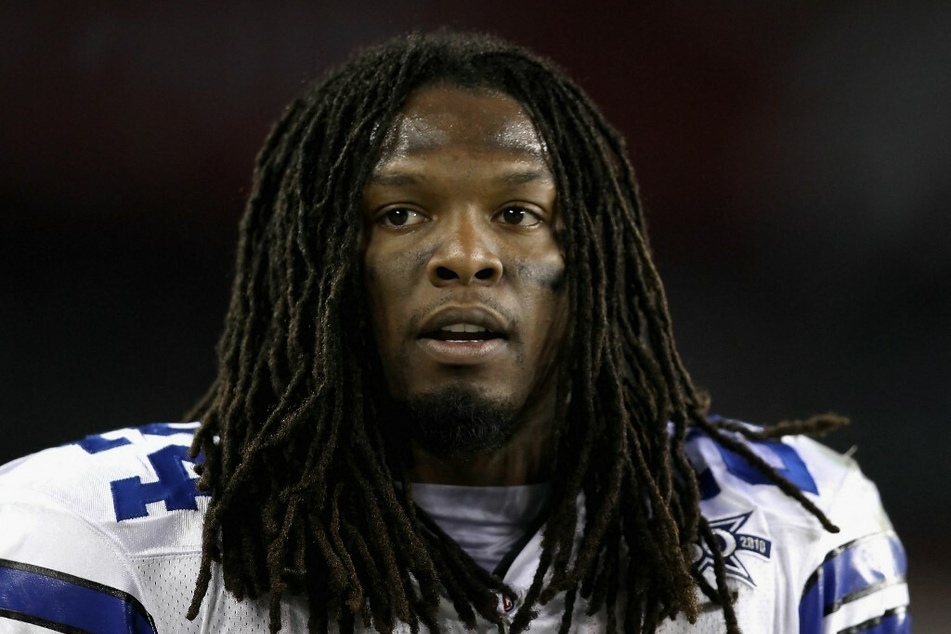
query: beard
[{"left": 391, "top": 388, "right": 520, "bottom": 458}]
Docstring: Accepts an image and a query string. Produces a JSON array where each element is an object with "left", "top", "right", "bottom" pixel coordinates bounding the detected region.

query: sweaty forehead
[{"left": 378, "top": 85, "right": 547, "bottom": 160}]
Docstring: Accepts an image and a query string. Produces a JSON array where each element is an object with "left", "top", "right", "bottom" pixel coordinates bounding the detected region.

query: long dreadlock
[{"left": 187, "top": 31, "right": 846, "bottom": 634}]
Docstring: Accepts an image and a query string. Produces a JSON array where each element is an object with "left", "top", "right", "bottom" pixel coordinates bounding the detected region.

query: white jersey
[{"left": 0, "top": 422, "right": 909, "bottom": 633}]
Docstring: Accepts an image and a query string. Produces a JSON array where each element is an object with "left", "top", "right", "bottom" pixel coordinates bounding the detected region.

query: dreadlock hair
[{"left": 187, "top": 31, "right": 846, "bottom": 634}]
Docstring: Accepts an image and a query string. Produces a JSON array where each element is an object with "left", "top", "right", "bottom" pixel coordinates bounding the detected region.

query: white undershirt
[{"left": 412, "top": 483, "right": 552, "bottom": 574}]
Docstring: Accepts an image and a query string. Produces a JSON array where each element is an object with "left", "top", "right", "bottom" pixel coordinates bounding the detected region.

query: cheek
[
  {"left": 512, "top": 252, "right": 566, "bottom": 292},
  {"left": 511, "top": 253, "right": 568, "bottom": 345},
  {"left": 363, "top": 246, "right": 426, "bottom": 338}
]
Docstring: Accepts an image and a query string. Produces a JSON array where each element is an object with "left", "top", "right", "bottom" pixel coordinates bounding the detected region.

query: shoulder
[
  {"left": 0, "top": 422, "right": 206, "bottom": 526},
  {"left": 684, "top": 419, "right": 887, "bottom": 528},
  {"left": 684, "top": 419, "right": 909, "bottom": 633},
  {"left": 0, "top": 423, "right": 209, "bottom": 632}
]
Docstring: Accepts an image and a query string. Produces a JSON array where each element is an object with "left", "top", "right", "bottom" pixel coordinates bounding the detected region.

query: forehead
[{"left": 377, "top": 84, "right": 547, "bottom": 161}]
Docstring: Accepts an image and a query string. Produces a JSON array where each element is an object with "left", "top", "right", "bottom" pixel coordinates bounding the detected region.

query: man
[{"left": 0, "top": 32, "right": 909, "bottom": 633}]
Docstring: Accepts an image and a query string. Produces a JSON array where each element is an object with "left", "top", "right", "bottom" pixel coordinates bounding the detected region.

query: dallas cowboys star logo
[{"left": 691, "top": 512, "right": 772, "bottom": 587}]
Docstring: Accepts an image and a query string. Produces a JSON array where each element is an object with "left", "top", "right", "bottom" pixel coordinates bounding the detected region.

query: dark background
[{"left": 1, "top": 2, "right": 947, "bottom": 628}]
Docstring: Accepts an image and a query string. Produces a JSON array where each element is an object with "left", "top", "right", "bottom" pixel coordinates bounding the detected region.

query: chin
[{"left": 397, "top": 387, "right": 520, "bottom": 457}]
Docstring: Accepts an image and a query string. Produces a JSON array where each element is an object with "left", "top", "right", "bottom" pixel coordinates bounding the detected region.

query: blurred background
[{"left": 1, "top": 2, "right": 947, "bottom": 628}]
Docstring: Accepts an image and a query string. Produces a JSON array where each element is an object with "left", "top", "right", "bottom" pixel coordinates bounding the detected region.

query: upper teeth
[{"left": 440, "top": 323, "right": 487, "bottom": 333}]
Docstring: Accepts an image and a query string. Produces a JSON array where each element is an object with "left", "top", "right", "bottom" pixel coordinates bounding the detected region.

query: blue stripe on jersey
[
  {"left": 798, "top": 533, "right": 907, "bottom": 634},
  {"left": 0, "top": 559, "right": 156, "bottom": 634},
  {"left": 837, "top": 607, "right": 911, "bottom": 634}
]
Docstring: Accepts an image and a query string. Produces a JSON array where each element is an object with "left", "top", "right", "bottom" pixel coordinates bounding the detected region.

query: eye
[
  {"left": 497, "top": 206, "right": 543, "bottom": 227},
  {"left": 380, "top": 208, "right": 426, "bottom": 228}
]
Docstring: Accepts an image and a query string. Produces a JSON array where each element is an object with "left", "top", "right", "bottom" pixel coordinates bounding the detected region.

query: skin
[{"left": 362, "top": 84, "right": 568, "bottom": 486}]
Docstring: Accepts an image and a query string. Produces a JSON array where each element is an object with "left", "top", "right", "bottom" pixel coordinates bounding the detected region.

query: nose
[{"left": 426, "top": 213, "right": 503, "bottom": 287}]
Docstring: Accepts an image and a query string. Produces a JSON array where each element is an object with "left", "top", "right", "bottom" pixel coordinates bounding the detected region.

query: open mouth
[{"left": 420, "top": 323, "right": 507, "bottom": 342}]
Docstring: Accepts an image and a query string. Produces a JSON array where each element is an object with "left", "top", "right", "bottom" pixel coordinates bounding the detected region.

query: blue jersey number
[{"left": 73, "top": 425, "right": 208, "bottom": 522}]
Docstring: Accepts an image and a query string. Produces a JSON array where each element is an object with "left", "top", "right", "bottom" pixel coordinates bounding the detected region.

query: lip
[
  {"left": 416, "top": 337, "right": 508, "bottom": 365},
  {"left": 417, "top": 305, "right": 510, "bottom": 339},
  {"left": 415, "top": 305, "right": 511, "bottom": 365}
]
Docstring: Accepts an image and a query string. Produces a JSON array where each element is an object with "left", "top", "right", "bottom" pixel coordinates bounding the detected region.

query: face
[{"left": 362, "top": 84, "right": 567, "bottom": 453}]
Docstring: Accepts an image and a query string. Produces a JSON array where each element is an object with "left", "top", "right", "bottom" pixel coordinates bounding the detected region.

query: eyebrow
[
  {"left": 499, "top": 169, "right": 554, "bottom": 186},
  {"left": 367, "top": 169, "right": 554, "bottom": 187},
  {"left": 366, "top": 172, "right": 423, "bottom": 187}
]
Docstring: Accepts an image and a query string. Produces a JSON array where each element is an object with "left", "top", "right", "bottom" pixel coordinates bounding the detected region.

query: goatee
[{"left": 392, "top": 389, "right": 519, "bottom": 458}]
